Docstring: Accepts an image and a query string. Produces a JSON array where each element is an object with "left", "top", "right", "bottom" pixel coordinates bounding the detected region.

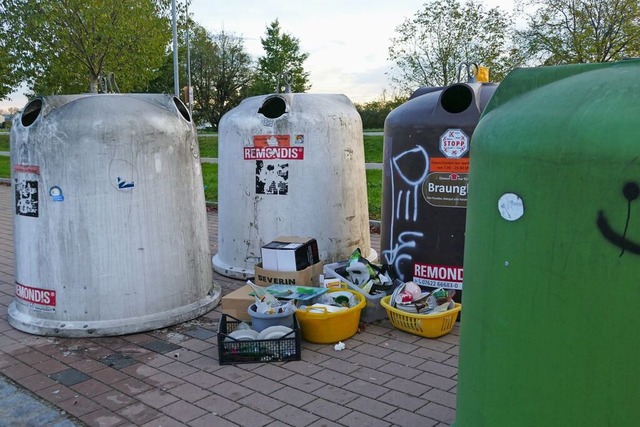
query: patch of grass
[
  {"left": 2, "top": 130, "right": 382, "bottom": 152},
  {"left": 0, "top": 134, "right": 9, "bottom": 151},
  {"left": 0, "top": 155, "right": 9, "bottom": 178},
  {"left": 201, "top": 163, "right": 218, "bottom": 203},
  {"left": 198, "top": 135, "right": 218, "bottom": 158},
  {"left": 195, "top": 134, "right": 383, "bottom": 164},
  {"left": 0, "top": 134, "right": 384, "bottom": 219},
  {"left": 366, "top": 169, "right": 382, "bottom": 221},
  {"left": 363, "top": 135, "right": 383, "bottom": 164},
  {"left": 0, "top": 133, "right": 377, "bottom": 162}
]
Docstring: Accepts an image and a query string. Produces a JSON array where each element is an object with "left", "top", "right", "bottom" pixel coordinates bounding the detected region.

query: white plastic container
[
  {"left": 247, "top": 304, "right": 295, "bottom": 332},
  {"left": 323, "top": 262, "right": 388, "bottom": 323}
]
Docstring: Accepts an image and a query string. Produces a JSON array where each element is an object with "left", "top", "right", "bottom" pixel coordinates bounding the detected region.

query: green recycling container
[{"left": 455, "top": 60, "right": 640, "bottom": 426}]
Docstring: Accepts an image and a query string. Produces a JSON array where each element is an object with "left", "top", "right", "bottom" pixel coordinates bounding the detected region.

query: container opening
[
  {"left": 258, "top": 96, "right": 287, "bottom": 119},
  {"left": 21, "top": 98, "right": 43, "bottom": 127},
  {"left": 173, "top": 97, "right": 191, "bottom": 122},
  {"left": 441, "top": 85, "right": 473, "bottom": 114}
]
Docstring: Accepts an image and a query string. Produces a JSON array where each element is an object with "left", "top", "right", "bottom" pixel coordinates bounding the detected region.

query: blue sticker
[
  {"left": 49, "top": 186, "right": 64, "bottom": 202},
  {"left": 117, "top": 177, "right": 135, "bottom": 189}
]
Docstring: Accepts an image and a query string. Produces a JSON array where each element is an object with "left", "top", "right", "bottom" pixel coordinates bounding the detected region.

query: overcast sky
[{"left": 0, "top": 0, "right": 514, "bottom": 110}]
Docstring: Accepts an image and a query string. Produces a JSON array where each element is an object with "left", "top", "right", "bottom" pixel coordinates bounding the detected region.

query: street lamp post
[
  {"left": 172, "top": 0, "right": 179, "bottom": 97},
  {"left": 186, "top": 1, "right": 193, "bottom": 115}
]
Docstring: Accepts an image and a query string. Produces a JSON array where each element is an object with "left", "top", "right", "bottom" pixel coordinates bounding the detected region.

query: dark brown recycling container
[{"left": 380, "top": 82, "right": 497, "bottom": 304}]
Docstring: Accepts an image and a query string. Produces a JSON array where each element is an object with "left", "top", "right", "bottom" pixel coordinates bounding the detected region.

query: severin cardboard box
[
  {"left": 261, "top": 236, "right": 320, "bottom": 272},
  {"left": 221, "top": 285, "right": 255, "bottom": 321},
  {"left": 254, "top": 261, "right": 323, "bottom": 287}
]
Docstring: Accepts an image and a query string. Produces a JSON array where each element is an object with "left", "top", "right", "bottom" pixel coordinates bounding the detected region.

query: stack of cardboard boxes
[{"left": 222, "top": 237, "right": 323, "bottom": 321}]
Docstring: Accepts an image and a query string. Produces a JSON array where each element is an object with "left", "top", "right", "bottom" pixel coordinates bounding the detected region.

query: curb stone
[{"left": 0, "top": 375, "right": 84, "bottom": 427}]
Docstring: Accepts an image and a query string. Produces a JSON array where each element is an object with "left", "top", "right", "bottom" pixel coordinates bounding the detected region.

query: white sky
[{"left": 0, "top": 0, "right": 514, "bottom": 110}]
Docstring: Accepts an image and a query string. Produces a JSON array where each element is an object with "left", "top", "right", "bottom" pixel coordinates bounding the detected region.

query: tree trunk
[{"left": 89, "top": 76, "right": 99, "bottom": 93}]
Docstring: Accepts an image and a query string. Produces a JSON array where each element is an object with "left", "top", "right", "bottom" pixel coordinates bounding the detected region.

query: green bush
[{"left": 355, "top": 96, "right": 407, "bottom": 129}]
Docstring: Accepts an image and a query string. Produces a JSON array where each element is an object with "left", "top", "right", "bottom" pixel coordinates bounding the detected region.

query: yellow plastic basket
[
  {"left": 295, "top": 289, "right": 366, "bottom": 344},
  {"left": 380, "top": 296, "right": 461, "bottom": 338}
]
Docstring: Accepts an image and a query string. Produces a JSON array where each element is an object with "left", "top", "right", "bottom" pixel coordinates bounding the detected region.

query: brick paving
[{"left": 0, "top": 183, "right": 459, "bottom": 426}]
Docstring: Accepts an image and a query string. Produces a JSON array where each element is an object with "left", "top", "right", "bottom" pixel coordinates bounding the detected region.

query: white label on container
[
  {"left": 498, "top": 193, "right": 524, "bottom": 221},
  {"left": 439, "top": 129, "right": 469, "bottom": 158}
]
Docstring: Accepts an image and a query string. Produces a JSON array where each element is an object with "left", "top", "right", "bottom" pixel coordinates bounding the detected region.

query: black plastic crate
[{"left": 217, "top": 314, "right": 302, "bottom": 365}]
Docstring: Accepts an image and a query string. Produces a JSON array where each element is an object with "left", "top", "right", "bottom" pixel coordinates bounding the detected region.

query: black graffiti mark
[
  {"left": 597, "top": 182, "right": 640, "bottom": 256},
  {"left": 597, "top": 212, "right": 640, "bottom": 255}
]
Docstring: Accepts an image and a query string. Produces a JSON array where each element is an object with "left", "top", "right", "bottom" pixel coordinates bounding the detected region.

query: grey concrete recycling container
[
  {"left": 213, "top": 93, "right": 375, "bottom": 279},
  {"left": 9, "top": 94, "right": 220, "bottom": 337}
]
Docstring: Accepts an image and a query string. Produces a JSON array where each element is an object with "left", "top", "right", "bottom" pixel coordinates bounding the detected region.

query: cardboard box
[
  {"left": 261, "top": 236, "right": 320, "bottom": 272},
  {"left": 221, "top": 285, "right": 255, "bottom": 322},
  {"left": 254, "top": 261, "right": 323, "bottom": 287}
]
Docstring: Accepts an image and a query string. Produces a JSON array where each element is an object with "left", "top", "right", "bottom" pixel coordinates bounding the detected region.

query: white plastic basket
[{"left": 323, "top": 262, "right": 388, "bottom": 323}]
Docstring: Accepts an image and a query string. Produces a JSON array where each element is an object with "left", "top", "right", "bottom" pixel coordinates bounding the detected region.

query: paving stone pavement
[{"left": 0, "top": 183, "right": 459, "bottom": 426}]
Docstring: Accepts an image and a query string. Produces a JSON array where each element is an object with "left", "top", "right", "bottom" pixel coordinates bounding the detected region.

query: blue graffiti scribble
[{"left": 117, "top": 177, "right": 135, "bottom": 189}]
